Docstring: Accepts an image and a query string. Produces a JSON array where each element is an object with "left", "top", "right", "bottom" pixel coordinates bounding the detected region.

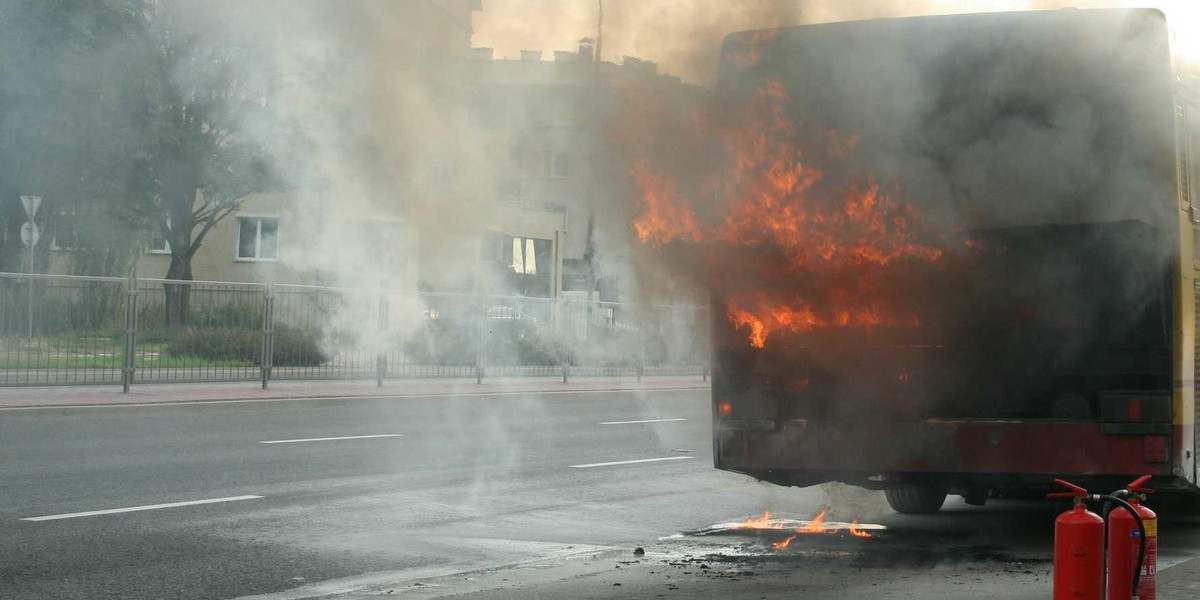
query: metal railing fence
[{"left": 0, "top": 272, "right": 709, "bottom": 390}]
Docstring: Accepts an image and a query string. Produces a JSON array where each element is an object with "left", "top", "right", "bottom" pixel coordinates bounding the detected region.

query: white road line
[
  {"left": 569, "top": 456, "right": 694, "bottom": 468},
  {"left": 258, "top": 434, "right": 402, "bottom": 444},
  {"left": 20, "top": 495, "right": 264, "bottom": 522},
  {"left": 598, "top": 418, "right": 688, "bottom": 425}
]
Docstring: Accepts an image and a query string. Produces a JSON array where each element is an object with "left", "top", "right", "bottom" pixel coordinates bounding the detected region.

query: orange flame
[
  {"left": 622, "top": 74, "right": 947, "bottom": 349},
  {"left": 849, "top": 518, "right": 873, "bottom": 538},
  {"left": 731, "top": 510, "right": 785, "bottom": 529},
  {"left": 727, "top": 297, "right": 898, "bottom": 348},
  {"left": 798, "top": 507, "right": 828, "bottom": 534},
  {"left": 769, "top": 508, "right": 831, "bottom": 550},
  {"left": 631, "top": 158, "right": 702, "bottom": 247},
  {"left": 771, "top": 533, "right": 798, "bottom": 550},
  {"left": 741, "top": 509, "right": 877, "bottom": 550}
]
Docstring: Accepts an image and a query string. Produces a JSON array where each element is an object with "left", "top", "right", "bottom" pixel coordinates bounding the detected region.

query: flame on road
[
  {"left": 797, "top": 507, "right": 829, "bottom": 533},
  {"left": 772, "top": 533, "right": 798, "bottom": 550},
  {"left": 731, "top": 510, "right": 786, "bottom": 529},
  {"left": 849, "top": 518, "right": 873, "bottom": 538},
  {"left": 728, "top": 508, "right": 878, "bottom": 549}
]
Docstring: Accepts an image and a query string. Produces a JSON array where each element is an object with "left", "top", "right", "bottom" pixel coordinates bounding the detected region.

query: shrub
[
  {"left": 403, "top": 318, "right": 476, "bottom": 365},
  {"left": 403, "top": 318, "right": 567, "bottom": 366},
  {"left": 137, "top": 328, "right": 174, "bottom": 344},
  {"left": 164, "top": 328, "right": 326, "bottom": 367},
  {"left": 271, "top": 329, "right": 328, "bottom": 367}
]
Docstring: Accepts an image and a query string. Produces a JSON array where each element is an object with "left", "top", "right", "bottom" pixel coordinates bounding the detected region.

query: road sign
[
  {"left": 20, "top": 221, "right": 40, "bottom": 247},
  {"left": 20, "top": 195, "right": 42, "bottom": 220}
]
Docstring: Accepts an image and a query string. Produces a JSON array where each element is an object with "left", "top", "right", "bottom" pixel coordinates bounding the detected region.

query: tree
[
  {"left": 0, "top": 0, "right": 154, "bottom": 276},
  {"left": 142, "top": 4, "right": 288, "bottom": 328}
]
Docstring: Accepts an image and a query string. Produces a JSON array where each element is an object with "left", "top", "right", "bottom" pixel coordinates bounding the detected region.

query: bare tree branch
[{"left": 189, "top": 200, "right": 241, "bottom": 252}]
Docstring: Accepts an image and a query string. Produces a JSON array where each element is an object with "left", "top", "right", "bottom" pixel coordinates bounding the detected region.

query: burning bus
[{"left": 697, "top": 9, "right": 1200, "bottom": 513}]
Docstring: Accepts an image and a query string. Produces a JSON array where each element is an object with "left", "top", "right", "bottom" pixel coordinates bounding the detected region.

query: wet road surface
[{"left": 1, "top": 388, "right": 1197, "bottom": 599}]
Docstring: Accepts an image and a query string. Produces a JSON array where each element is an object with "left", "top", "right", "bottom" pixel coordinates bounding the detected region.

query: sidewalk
[
  {"left": 1161, "top": 555, "right": 1200, "bottom": 599},
  {"left": 0, "top": 375, "right": 711, "bottom": 409}
]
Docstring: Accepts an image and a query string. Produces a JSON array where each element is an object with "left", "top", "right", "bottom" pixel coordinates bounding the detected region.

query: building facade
[{"left": 44, "top": 1, "right": 705, "bottom": 308}]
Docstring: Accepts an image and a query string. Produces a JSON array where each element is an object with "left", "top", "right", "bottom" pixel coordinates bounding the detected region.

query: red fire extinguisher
[
  {"left": 1050, "top": 479, "right": 1105, "bottom": 600},
  {"left": 1050, "top": 478, "right": 1152, "bottom": 600},
  {"left": 1107, "top": 476, "right": 1156, "bottom": 600}
]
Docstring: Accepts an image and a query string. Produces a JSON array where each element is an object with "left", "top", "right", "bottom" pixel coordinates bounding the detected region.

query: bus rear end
[{"left": 708, "top": 9, "right": 1196, "bottom": 511}]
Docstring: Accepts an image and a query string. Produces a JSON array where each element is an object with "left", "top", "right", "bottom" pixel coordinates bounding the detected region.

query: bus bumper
[{"left": 715, "top": 419, "right": 1191, "bottom": 491}]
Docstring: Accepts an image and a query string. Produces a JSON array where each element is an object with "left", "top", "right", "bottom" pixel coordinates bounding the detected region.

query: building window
[
  {"left": 472, "top": 88, "right": 503, "bottom": 128},
  {"left": 548, "top": 95, "right": 575, "bottom": 126},
  {"left": 236, "top": 216, "right": 279, "bottom": 261},
  {"left": 543, "top": 151, "right": 569, "bottom": 179},
  {"left": 498, "top": 177, "right": 525, "bottom": 199},
  {"left": 500, "top": 145, "right": 527, "bottom": 199},
  {"left": 147, "top": 219, "right": 171, "bottom": 254},
  {"left": 482, "top": 232, "right": 552, "bottom": 297},
  {"left": 510, "top": 237, "right": 539, "bottom": 274}
]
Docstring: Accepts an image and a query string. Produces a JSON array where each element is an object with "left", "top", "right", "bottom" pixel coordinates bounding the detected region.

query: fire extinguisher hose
[{"left": 1097, "top": 494, "right": 1147, "bottom": 600}]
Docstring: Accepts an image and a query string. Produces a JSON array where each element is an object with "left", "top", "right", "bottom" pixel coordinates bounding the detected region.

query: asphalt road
[{"left": 2, "top": 389, "right": 1199, "bottom": 600}]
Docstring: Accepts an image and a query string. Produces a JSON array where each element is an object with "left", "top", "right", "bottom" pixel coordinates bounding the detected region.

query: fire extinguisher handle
[
  {"left": 1125, "top": 475, "right": 1154, "bottom": 494},
  {"left": 1048, "top": 478, "right": 1088, "bottom": 498}
]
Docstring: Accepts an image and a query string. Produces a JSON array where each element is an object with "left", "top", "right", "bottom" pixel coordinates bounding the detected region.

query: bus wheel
[{"left": 885, "top": 484, "right": 948, "bottom": 514}]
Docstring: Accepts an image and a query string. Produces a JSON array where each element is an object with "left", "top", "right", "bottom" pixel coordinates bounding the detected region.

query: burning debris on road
[{"left": 688, "top": 509, "right": 887, "bottom": 550}]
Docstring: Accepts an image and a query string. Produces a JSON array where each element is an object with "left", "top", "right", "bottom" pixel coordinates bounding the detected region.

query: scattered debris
[{"left": 634, "top": 546, "right": 646, "bottom": 557}]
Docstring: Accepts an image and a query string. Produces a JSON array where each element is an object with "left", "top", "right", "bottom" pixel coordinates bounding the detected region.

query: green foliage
[
  {"left": 135, "top": 328, "right": 174, "bottom": 344},
  {"left": 165, "top": 327, "right": 326, "bottom": 367},
  {"left": 0, "top": 1, "right": 302, "bottom": 282},
  {"left": 0, "top": 0, "right": 155, "bottom": 275}
]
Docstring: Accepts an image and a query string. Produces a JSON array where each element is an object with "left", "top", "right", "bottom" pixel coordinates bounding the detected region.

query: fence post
[
  {"left": 26, "top": 261, "right": 33, "bottom": 340},
  {"left": 475, "top": 292, "right": 485, "bottom": 384},
  {"left": 121, "top": 273, "right": 138, "bottom": 393},
  {"left": 376, "top": 287, "right": 389, "bottom": 387},
  {"left": 261, "top": 284, "right": 274, "bottom": 389}
]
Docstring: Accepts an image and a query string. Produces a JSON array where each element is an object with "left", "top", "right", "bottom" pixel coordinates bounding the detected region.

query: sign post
[{"left": 20, "top": 196, "right": 42, "bottom": 340}]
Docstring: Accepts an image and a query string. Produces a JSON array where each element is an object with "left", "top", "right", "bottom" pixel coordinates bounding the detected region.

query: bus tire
[{"left": 885, "top": 485, "right": 948, "bottom": 514}]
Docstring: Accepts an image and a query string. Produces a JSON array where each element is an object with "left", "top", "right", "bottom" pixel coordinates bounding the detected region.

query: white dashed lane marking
[
  {"left": 569, "top": 456, "right": 694, "bottom": 468},
  {"left": 598, "top": 418, "right": 688, "bottom": 425},
  {"left": 258, "top": 434, "right": 402, "bottom": 444},
  {"left": 21, "top": 495, "right": 264, "bottom": 522}
]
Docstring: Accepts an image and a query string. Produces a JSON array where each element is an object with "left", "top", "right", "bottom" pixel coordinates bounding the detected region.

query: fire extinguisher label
[
  {"left": 1144, "top": 519, "right": 1158, "bottom": 538},
  {"left": 1141, "top": 533, "right": 1158, "bottom": 600}
]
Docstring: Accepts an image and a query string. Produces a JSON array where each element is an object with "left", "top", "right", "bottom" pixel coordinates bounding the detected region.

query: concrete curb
[{"left": 0, "top": 378, "right": 712, "bottom": 410}]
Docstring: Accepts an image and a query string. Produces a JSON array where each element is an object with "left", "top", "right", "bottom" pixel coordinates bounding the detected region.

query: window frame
[
  {"left": 234, "top": 214, "right": 281, "bottom": 262},
  {"left": 146, "top": 218, "right": 172, "bottom": 255},
  {"left": 1187, "top": 99, "right": 1199, "bottom": 220}
]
